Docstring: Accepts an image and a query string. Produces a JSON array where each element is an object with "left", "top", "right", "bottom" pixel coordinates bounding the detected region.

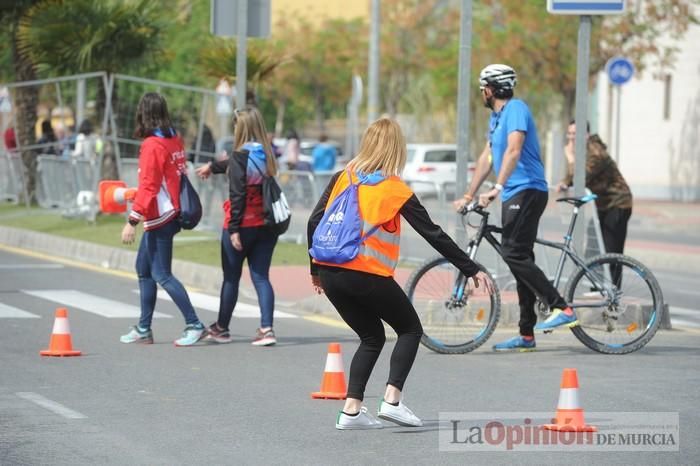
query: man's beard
[{"left": 483, "top": 95, "right": 495, "bottom": 110}]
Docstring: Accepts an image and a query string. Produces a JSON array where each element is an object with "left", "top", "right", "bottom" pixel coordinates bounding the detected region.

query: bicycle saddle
[{"left": 556, "top": 193, "right": 597, "bottom": 207}]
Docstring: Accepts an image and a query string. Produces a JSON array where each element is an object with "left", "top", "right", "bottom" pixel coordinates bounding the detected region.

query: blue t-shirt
[
  {"left": 488, "top": 99, "right": 548, "bottom": 201},
  {"left": 312, "top": 143, "right": 337, "bottom": 172}
]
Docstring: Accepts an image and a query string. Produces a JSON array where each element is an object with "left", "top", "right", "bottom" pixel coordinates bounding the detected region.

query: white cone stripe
[
  {"left": 0, "top": 303, "right": 40, "bottom": 318},
  {"left": 324, "top": 353, "right": 344, "bottom": 373},
  {"left": 51, "top": 317, "right": 71, "bottom": 335},
  {"left": 138, "top": 290, "right": 297, "bottom": 319},
  {"left": 22, "top": 290, "right": 170, "bottom": 319},
  {"left": 556, "top": 388, "right": 581, "bottom": 409}
]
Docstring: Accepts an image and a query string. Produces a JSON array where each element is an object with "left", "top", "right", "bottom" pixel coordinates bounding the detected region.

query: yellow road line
[
  {"left": 302, "top": 314, "right": 350, "bottom": 330},
  {"left": 0, "top": 243, "right": 136, "bottom": 280}
]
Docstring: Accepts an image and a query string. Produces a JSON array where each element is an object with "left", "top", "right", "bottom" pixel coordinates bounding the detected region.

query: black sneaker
[{"left": 205, "top": 322, "right": 233, "bottom": 344}]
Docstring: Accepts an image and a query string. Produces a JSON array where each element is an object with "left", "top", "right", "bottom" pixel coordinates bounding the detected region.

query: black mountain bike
[{"left": 405, "top": 194, "right": 664, "bottom": 355}]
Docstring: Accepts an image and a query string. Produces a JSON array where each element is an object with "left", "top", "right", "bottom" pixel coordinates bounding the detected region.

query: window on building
[{"left": 663, "top": 74, "right": 672, "bottom": 120}]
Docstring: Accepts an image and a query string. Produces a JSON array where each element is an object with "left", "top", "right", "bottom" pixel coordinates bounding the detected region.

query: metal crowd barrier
[
  {"left": 0, "top": 151, "right": 24, "bottom": 204},
  {"left": 35, "top": 155, "right": 101, "bottom": 216}
]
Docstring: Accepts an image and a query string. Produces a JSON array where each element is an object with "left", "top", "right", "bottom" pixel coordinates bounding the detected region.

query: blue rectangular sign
[{"left": 548, "top": 0, "right": 625, "bottom": 15}]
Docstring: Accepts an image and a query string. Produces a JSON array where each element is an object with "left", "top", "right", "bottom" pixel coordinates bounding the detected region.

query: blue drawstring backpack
[{"left": 310, "top": 170, "right": 380, "bottom": 264}]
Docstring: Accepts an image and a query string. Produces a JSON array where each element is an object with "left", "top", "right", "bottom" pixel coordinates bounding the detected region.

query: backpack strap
[
  {"left": 249, "top": 155, "right": 268, "bottom": 178},
  {"left": 347, "top": 169, "right": 380, "bottom": 241}
]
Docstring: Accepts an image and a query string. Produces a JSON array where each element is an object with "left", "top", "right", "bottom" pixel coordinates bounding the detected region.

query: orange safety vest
[{"left": 314, "top": 171, "right": 413, "bottom": 277}]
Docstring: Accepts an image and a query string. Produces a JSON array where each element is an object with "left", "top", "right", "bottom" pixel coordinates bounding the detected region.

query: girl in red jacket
[
  {"left": 119, "top": 92, "right": 206, "bottom": 346},
  {"left": 195, "top": 106, "right": 279, "bottom": 346}
]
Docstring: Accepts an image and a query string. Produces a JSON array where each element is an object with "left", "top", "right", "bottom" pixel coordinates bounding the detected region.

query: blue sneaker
[
  {"left": 174, "top": 323, "right": 206, "bottom": 347},
  {"left": 492, "top": 336, "right": 536, "bottom": 352},
  {"left": 534, "top": 308, "right": 578, "bottom": 331}
]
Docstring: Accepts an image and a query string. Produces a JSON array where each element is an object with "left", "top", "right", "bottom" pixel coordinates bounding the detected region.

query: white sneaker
[
  {"left": 335, "top": 407, "right": 383, "bottom": 430},
  {"left": 377, "top": 399, "right": 423, "bottom": 427}
]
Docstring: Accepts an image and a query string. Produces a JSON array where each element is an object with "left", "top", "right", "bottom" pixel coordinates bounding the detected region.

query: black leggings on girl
[{"left": 319, "top": 266, "right": 423, "bottom": 401}]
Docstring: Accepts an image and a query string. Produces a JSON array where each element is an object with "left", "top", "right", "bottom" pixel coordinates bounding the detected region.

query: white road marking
[
  {"left": 0, "top": 264, "right": 64, "bottom": 270},
  {"left": 671, "top": 318, "right": 700, "bottom": 329},
  {"left": 15, "top": 392, "right": 87, "bottom": 419},
  {"left": 133, "top": 290, "right": 297, "bottom": 318},
  {"left": 0, "top": 303, "right": 40, "bottom": 318},
  {"left": 669, "top": 307, "right": 700, "bottom": 328},
  {"left": 669, "top": 307, "right": 699, "bottom": 317},
  {"left": 21, "top": 290, "right": 171, "bottom": 319}
]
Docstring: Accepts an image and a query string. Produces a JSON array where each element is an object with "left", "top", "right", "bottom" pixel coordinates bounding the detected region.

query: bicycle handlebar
[{"left": 458, "top": 201, "right": 485, "bottom": 216}]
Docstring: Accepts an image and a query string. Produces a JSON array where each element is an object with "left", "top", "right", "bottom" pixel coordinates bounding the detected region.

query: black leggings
[{"left": 319, "top": 266, "right": 423, "bottom": 401}]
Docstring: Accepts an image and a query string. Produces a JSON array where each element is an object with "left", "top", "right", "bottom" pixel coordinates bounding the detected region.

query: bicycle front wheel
[
  {"left": 565, "top": 253, "right": 664, "bottom": 354},
  {"left": 405, "top": 256, "right": 500, "bottom": 354}
]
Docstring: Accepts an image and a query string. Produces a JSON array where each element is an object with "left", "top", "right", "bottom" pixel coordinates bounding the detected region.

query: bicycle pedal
[{"left": 543, "top": 329, "right": 554, "bottom": 334}]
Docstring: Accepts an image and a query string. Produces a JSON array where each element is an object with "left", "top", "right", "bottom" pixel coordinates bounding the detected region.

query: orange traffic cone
[
  {"left": 543, "top": 368, "right": 596, "bottom": 432},
  {"left": 40, "top": 308, "right": 82, "bottom": 357},
  {"left": 99, "top": 180, "right": 137, "bottom": 214},
  {"left": 311, "top": 343, "right": 347, "bottom": 399}
]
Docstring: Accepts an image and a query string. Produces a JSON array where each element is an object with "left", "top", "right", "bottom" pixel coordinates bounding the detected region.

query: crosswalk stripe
[
  {"left": 0, "top": 303, "right": 40, "bottom": 318},
  {"left": 134, "top": 290, "right": 297, "bottom": 319},
  {"left": 671, "top": 318, "right": 700, "bottom": 329},
  {"left": 668, "top": 307, "right": 699, "bottom": 317},
  {"left": 21, "top": 290, "right": 171, "bottom": 319}
]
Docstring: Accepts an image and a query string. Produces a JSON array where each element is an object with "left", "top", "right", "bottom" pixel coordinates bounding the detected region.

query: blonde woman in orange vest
[{"left": 307, "top": 118, "right": 493, "bottom": 430}]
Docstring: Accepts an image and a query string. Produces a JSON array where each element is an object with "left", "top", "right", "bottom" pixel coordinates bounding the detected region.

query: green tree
[
  {"left": 17, "top": 0, "right": 169, "bottom": 177},
  {"left": 0, "top": 0, "right": 42, "bottom": 202}
]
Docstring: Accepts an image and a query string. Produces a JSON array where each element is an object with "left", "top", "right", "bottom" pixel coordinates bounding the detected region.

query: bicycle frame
[{"left": 463, "top": 203, "right": 614, "bottom": 309}]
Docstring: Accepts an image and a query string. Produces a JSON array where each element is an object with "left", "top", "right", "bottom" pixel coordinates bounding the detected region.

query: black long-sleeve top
[
  {"left": 307, "top": 171, "right": 480, "bottom": 278},
  {"left": 210, "top": 152, "right": 263, "bottom": 233}
]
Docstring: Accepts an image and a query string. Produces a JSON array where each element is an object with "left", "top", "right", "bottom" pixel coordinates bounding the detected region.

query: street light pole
[
  {"left": 236, "top": 0, "right": 248, "bottom": 109},
  {"left": 367, "top": 0, "right": 380, "bottom": 123},
  {"left": 455, "top": 0, "right": 473, "bottom": 209},
  {"left": 573, "top": 15, "right": 591, "bottom": 251}
]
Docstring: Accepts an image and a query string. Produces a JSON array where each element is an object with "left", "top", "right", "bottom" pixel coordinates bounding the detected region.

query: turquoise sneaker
[
  {"left": 174, "top": 323, "right": 206, "bottom": 347},
  {"left": 534, "top": 308, "right": 578, "bottom": 331},
  {"left": 492, "top": 335, "right": 536, "bottom": 352},
  {"left": 120, "top": 326, "right": 153, "bottom": 344}
]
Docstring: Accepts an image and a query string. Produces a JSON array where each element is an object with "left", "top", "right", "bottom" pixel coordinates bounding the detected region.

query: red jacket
[{"left": 128, "top": 135, "right": 187, "bottom": 231}]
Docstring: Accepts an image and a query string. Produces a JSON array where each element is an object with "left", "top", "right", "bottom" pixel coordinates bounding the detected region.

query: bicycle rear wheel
[
  {"left": 565, "top": 253, "right": 664, "bottom": 354},
  {"left": 405, "top": 256, "right": 500, "bottom": 354}
]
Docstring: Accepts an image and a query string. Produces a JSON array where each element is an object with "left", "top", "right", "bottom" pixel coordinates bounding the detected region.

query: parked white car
[{"left": 403, "top": 143, "right": 474, "bottom": 197}]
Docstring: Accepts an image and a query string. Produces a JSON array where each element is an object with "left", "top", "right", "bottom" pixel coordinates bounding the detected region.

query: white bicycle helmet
[{"left": 479, "top": 64, "right": 517, "bottom": 91}]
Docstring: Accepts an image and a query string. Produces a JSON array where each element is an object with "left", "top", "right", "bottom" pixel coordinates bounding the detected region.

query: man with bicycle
[{"left": 454, "top": 64, "right": 576, "bottom": 351}]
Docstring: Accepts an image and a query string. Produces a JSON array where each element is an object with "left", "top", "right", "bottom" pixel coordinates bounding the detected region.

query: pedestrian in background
[
  {"left": 558, "top": 120, "right": 633, "bottom": 285},
  {"left": 308, "top": 118, "right": 492, "bottom": 430},
  {"left": 120, "top": 92, "right": 206, "bottom": 346},
  {"left": 37, "top": 120, "right": 58, "bottom": 155},
  {"left": 454, "top": 64, "right": 576, "bottom": 351},
  {"left": 282, "top": 129, "right": 301, "bottom": 170},
  {"left": 195, "top": 106, "right": 280, "bottom": 346},
  {"left": 311, "top": 134, "right": 337, "bottom": 172},
  {"left": 72, "top": 119, "right": 100, "bottom": 162}
]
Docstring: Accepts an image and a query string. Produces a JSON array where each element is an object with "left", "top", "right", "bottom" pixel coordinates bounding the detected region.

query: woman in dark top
[
  {"left": 196, "top": 107, "right": 280, "bottom": 346},
  {"left": 308, "top": 118, "right": 493, "bottom": 430}
]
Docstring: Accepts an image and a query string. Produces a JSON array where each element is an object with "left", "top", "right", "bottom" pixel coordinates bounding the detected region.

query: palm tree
[
  {"left": 198, "top": 36, "right": 287, "bottom": 104},
  {"left": 0, "top": 0, "right": 42, "bottom": 202},
  {"left": 17, "top": 0, "right": 168, "bottom": 178}
]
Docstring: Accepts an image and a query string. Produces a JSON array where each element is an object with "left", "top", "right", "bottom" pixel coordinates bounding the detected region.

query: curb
[{"left": 0, "top": 225, "right": 224, "bottom": 296}]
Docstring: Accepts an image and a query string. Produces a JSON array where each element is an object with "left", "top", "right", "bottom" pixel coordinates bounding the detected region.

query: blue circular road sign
[{"left": 606, "top": 57, "right": 635, "bottom": 86}]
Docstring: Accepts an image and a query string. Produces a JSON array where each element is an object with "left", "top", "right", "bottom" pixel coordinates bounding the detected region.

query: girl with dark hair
[
  {"left": 37, "top": 120, "right": 58, "bottom": 155},
  {"left": 120, "top": 92, "right": 207, "bottom": 346},
  {"left": 195, "top": 106, "right": 280, "bottom": 346}
]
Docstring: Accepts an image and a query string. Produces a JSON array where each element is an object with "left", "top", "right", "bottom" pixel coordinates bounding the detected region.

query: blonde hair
[
  {"left": 233, "top": 106, "right": 277, "bottom": 176},
  {"left": 347, "top": 118, "right": 407, "bottom": 177}
]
